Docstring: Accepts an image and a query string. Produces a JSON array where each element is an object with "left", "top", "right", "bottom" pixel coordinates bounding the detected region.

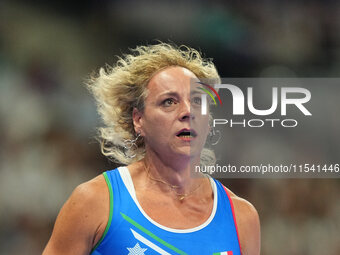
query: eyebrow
[
  {"left": 191, "top": 90, "right": 202, "bottom": 95},
  {"left": 158, "top": 91, "right": 180, "bottom": 98},
  {"left": 158, "top": 90, "right": 202, "bottom": 98}
]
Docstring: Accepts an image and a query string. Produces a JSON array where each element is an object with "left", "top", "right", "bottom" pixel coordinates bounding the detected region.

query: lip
[{"left": 176, "top": 128, "right": 197, "bottom": 141}]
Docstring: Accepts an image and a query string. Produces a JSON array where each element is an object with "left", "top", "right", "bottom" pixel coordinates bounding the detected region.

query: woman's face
[{"left": 133, "top": 66, "right": 210, "bottom": 161}]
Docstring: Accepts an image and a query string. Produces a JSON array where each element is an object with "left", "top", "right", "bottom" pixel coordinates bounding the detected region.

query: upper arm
[
  {"left": 42, "top": 175, "right": 109, "bottom": 255},
  {"left": 232, "top": 195, "right": 261, "bottom": 255}
]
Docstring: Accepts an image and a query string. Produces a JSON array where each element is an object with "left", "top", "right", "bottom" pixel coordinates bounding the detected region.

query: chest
[{"left": 137, "top": 191, "right": 214, "bottom": 229}]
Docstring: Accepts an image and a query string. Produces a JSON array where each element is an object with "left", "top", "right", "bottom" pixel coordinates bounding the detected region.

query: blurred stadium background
[{"left": 0, "top": 0, "right": 339, "bottom": 254}]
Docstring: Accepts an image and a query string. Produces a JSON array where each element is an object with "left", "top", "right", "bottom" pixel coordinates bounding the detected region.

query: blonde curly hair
[{"left": 87, "top": 42, "right": 220, "bottom": 165}]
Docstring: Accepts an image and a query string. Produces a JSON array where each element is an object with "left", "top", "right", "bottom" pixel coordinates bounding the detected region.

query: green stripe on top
[
  {"left": 198, "top": 87, "right": 217, "bottom": 105},
  {"left": 120, "top": 212, "right": 188, "bottom": 255},
  {"left": 91, "top": 172, "right": 114, "bottom": 253}
]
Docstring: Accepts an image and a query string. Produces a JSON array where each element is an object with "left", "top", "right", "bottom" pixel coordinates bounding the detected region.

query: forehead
[{"left": 146, "top": 66, "right": 198, "bottom": 95}]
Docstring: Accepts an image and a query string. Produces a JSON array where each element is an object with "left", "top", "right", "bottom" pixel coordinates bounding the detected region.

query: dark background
[{"left": 0, "top": 0, "right": 339, "bottom": 254}]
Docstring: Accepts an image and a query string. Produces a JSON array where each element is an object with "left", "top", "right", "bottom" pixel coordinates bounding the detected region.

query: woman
[{"left": 43, "top": 43, "right": 260, "bottom": 255}]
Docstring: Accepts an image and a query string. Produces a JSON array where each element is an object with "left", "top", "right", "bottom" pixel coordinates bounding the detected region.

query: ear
[{"left": 132, "top": 107, "right": 144, "bottom": 136}]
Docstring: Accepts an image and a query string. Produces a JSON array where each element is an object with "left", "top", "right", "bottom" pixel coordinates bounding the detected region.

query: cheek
[
  {"left": 141, "top": 114, "right": 172, "bottom": 140},
  {"left": 195, "top": 115, "right": 210, "bottom": 132},
  {"left": 202, "top": 124, "right": 210, "bottom": 141}
]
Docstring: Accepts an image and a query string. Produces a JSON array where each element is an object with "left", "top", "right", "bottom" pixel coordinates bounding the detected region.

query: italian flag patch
[{"left": 213, "top": 252, "right": 233, "bottom": 255}]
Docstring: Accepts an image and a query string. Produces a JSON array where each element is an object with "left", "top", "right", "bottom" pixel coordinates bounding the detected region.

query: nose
[{"left": 179, "top": 100, "right": 195, "bottom": 121}]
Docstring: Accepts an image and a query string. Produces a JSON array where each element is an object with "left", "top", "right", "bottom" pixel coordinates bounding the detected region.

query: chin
[{"left": 178, "top": 147, "right": 202, "bottom": 158}]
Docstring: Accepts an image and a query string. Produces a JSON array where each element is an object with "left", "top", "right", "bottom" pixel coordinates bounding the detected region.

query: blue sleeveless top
[{"left": 91, "top": 167, "right": 242, "bottom": 255}]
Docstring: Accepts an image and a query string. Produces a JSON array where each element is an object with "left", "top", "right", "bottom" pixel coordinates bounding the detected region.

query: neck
[{"left": 142, "top": 149, "right": 203, "bottom": 194}]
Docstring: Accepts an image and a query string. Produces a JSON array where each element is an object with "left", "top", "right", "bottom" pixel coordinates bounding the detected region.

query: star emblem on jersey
[{"left": 127, "top": 243, "right": 147, "bottom": 255}]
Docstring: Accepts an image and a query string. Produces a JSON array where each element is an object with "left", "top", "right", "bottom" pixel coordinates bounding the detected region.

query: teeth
[
  {"left": 177, "top": 130, "right": 196, "bottom": 137},
  {"left": 180, "top": 135, "right": 193, "bottom": 138}
]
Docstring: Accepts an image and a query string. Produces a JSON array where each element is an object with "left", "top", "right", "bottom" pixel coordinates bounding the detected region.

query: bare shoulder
[
  {"left": 68, "top": 174, "right": 109, "bottom": 229},
  {"left": 43, "top": 174, "right": 110, "bottom": 255},
  {"left": 226, "top": 188, "right": 261, "bottom": 255},
  {"left": 72, "top": 174, "right": 109, "bottom": 209},
  {"left": 226, "top": 188, "right": 259, "bottom": 225}
]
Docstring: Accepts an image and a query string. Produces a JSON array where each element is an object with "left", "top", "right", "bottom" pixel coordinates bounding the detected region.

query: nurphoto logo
[{"left": 197, "top": 81, "right": 312, "bottom": 128}]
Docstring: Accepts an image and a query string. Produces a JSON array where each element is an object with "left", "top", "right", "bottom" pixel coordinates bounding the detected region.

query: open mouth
[{"left": 176, "top": 129, "right": 197, "bottom": 139}]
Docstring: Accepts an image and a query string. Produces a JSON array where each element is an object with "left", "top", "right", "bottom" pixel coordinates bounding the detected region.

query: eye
[
  {"left": 162, "top": 98, "right": 176, "bottom": 107},
  {"left": 192, "top": 96, "right": 202, "bottom": 105}
]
